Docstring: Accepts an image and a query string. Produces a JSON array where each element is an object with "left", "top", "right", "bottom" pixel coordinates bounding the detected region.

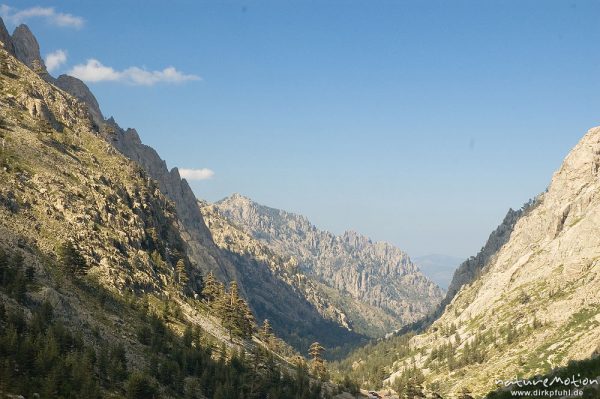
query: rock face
[
  {"left": 100, "top": 118, "right": 240, "bottom": 285},
  {"left": 0, "top": 17, "right": 15, "bottom": 55},
  {"left": 0, "top": 44, "right": 201, "bottom": 295},
  {"left": 378, "top": 127, "right": 600, "bottom": 396},
  {"left": 424, "top": 202, "right": 535, "bottom": 323},
  {"left": 215, "top": 194, "right": 444, "bottom": 333},
  {"left": 443, "top": 204, "right": 533, "bottom": 304},
  {"left": 201, "top": 203, "right": 366, "bottom": 353},
  {"left": 11, "top": 24, "right": 46, "bottom": 71},
  {"left": 55, "top": 74, "right": 104, "bottom": 127}
]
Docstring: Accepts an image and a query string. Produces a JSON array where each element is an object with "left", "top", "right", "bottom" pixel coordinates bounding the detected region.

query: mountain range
[
  {"left": 0, "top": 18, "right": 442, "bottom": 358},
  {"left": 1, "top": 17, "right": 599, "bottom": 399}
]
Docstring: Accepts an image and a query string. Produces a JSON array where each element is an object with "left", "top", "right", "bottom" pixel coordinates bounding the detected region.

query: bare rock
[
  {"left": 11, "top": 24, "right": 46, "bottom": 71},
  {"left": 0, "top": 16, "right": 15, "bottom": 55},
  {"left": 55, "top": 74, "right": 104, "bottom": 127}
]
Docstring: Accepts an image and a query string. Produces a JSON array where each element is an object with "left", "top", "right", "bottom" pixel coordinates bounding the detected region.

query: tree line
[{"left": 0, "top": 244, "right": 340, "bottom": 398}]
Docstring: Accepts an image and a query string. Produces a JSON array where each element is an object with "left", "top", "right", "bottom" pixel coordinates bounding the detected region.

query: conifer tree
[
  {"left": 260, "top": 319, "right": 274, "bottom": 345},
  {"left": 238, "top": 297, "right": 255, "bottom": 338},
  {"left": 220, "top": 281, "right": 241, "bottom": 340},
  {"left": 57, "top": 241, "right": 88, "bottom": 276},
  {"left": 201, "top": 272, "right": 223, "bottom": 304},
  {"left": 308, "top": 342, "right": 328, "bottom": 381},
  {"left": 175, "top": 259, "right": 188, "bottom": 287},
  {"left": 247, "top": 345, "right": 268, "bottom": 398}
]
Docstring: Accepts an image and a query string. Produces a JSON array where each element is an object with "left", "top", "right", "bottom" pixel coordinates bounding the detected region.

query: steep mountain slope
[
  {"left": 214, "top": 194, "right": 444, "bottom": 336},
  {"left": 201, "top": 203, "right": 366, "bottom": 356},
  {"left": 2, "top": 20, "right": 239, "bottom": 287},
  {"left": 0, "top": 19, "right": 382, "bottom": 354},
  {"left": 0, "top": 37, "right": 202, "bottom": 301},
  {"left": 347, "top": 127, "right": 600, "bottom": 397},
  {"left": 0, "top": 33, "right": 343, "bottom": 399}
]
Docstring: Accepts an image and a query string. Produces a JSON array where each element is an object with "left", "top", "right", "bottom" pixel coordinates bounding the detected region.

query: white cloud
[
  {"left": 68, "top": 59, "right": 201, "bottom": 86},
  {"left": 0, "top": 4, "right": 84, "bottom": 28},
  {"left": 45, "top": 49, "right": 67, "bottom": 72},
  {"left": 69, "top": 59, "right": 121, "bottom": 82},
  {"left": 179, "top": 168, "right": 215, "bottom": 181}
]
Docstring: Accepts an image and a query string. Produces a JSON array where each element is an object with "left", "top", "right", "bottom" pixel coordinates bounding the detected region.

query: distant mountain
[
  {"left": 412, "top": 254, "right": 462, "bottom": 290},
  {"left": 213, "top": 194, "right": 444, "bottom": 337}
]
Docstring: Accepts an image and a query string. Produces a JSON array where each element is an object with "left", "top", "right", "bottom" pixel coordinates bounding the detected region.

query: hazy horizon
[{"left": 4, "top": 1, "right": 600, "bottom": 258}]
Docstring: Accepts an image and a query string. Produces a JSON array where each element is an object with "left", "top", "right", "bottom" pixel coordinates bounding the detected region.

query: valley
[{"left": 1, "top": 10, "right": 599, "bottom": 399}]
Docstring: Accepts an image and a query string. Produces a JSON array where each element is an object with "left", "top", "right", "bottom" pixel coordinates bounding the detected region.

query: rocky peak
[
  {"left": 0, "top": 17, "right": 15, "bottom": 55},
  {"left": 229, "top": 192, "right": 249, "bottom": 201},
  {"left": 11, "top": 24, "right": 46, "bottom": 72},
  {"left": 103, "top": 119, "right": 240, "bottom": 284},
  {"left": 545, "top": 127, "right": 600, "bottom": 211},
  {"left": 341, "top": 230, "right": 373, "bottom": 248},
  {"left": 55, "top": 74, "right": 104, "bottom": 127},
  {"left": 215, "top": 195, "right": 444, "bottom": 328}
]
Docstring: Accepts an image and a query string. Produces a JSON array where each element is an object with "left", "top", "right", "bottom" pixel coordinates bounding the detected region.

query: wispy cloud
[
  {"left": 68, "top": 59, "right": 201, "bottom": 86},
  {"left": 45, "top": 49, "right": 67, "bottom": 72},
  {"left": 179, "top": 168, "right": 215, "bottom": 181},
  {"left": 0, "top": 4, "right": 84, "bottom": 28}
]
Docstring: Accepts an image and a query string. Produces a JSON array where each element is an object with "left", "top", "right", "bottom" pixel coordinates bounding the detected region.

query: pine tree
[
  {"left": 308, "top": 342, "right": 328, "bottom": 381},
  {"left": 175, "top": 259, "right": 188, "bottom": 287},
  {"left": 220, "top": 281, "right": 241, "bottom": 340},
  {"left": 260, "top": 319, "right": 273, "bottom": 345},
  {"left": 57, "top": 241, "right": 88, "bottom": 276},
  {"left": 202, "top": 272, "right": 223, "bottom": 304},
  {"left": 126, "top": 372, "right": 158, "bottom": 399},
  {"left": 247, "top": 345, "right": 268, "bottom": 398},
  {"left": 404, "top": 382, "right": 425, "bottom": 399},
  {"left": 238, "top": 297, "right": 255, "bottom": 339}
]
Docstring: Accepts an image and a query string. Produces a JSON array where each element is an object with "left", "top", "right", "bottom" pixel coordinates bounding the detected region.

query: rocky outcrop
[
  {"left": 101, "top": 118, "right": 240, "bottom": 285},
  {"left": 0, "top": 17, "right": 15, "bottom": 55},
  {"left": 201, "top": 203, "right": 366, "bottom": 351},
  {"left": 431, "top": 201, "right": 536, "bottom": 319},
  {"left": 55, "top": 74, "right": 104, "bottom": 127},
  {"left": 0, "top": 44, "right": 201, "bottom": 295},
  {"left": 443, "top": 204, "right": 533, "bottom": 303},
  {"left": 215, "top": 194, "right": 444, "bottom": 330},
  {"left": 11, "top": 24, "right": 45, "bottom": 71}
]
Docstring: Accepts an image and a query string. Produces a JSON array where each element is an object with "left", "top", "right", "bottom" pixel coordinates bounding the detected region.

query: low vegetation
[{"left": 0, "top": 246, "right": 334, "bottom": 398}]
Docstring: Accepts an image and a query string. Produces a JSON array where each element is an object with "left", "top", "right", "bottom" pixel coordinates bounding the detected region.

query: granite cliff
[
  {"left": 214, "top": 194, "right": 443, "bottom": 336},
  {"left": 341, "top": 127, "right": 600, "bottom": 397}
]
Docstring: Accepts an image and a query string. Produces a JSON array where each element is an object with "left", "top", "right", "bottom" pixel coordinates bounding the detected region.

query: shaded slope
[{"left": 215, "top": 194, "right": 443, "bottom": 336}]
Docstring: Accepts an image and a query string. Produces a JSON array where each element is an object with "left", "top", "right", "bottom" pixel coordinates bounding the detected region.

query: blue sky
[{"left": 2, "top": 1, "right": 600, "bottom": 259}]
